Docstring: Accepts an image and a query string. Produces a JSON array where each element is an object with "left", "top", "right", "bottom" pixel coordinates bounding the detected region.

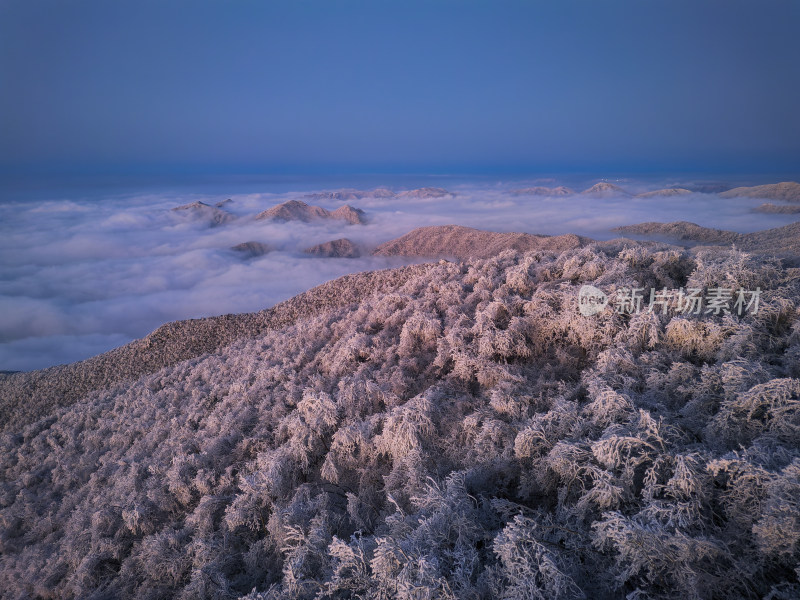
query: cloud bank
[{"left": 1, "top": 177, "right": 796, "bottom": 370}]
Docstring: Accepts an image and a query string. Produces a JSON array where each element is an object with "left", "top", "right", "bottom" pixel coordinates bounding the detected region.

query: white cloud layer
[{"left": 1, "top": 178, "right": 795, "bottom": 370}]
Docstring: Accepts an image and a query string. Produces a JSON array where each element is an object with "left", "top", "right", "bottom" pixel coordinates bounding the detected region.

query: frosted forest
[
  {"left": 4, "top": 1, "right": 800, "bottom": 598},
  {"left": 1, "top": 242, "right": 799, "bottom": 599}
]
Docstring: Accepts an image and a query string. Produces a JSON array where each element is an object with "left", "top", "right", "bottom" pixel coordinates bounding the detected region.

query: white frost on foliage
[{"left": 1, "top": 244, "right": 799, "bottom": 599}]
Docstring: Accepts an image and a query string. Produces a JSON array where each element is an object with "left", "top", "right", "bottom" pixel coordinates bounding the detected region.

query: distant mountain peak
[
  {"left": 305, "top": 188, "right": 395, "bottom": 201},
  {"left": 171, "top": 200, "right": 235, "bottom": 226},
  {"left": 303, "top": 187, "right": 453, "bottom": 201},
  {"left": 255, "top": 200, "right": 366, "bottom": 224},
  {"left": 304, "top": 238, "right": 361, "bottom": 258},
  {"left": 397, "top": 187, "right": 452, "bottom": 198},
  {"left": 581, "top": 182, "right": 631, "bottom": 195},
  {"left": 372, "top": 224, "right": 589, "bottom": 259},
  {"left": 719, "top": 181, "right": 800, "bottom": 202},
  {"left": 230, "top": 241, "right": 273, "bottom": 258},
  {"left": 511, "top": 186, "right": 574, "bottom": 196},
  {"left": 330, "top": 205, "right": 367, "bottom": 224},
  {"left": 635, "top": 188, "right": 692, "bottom": 198}
]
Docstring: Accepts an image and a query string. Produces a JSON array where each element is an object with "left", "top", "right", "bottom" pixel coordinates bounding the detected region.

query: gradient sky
[{"left": 1, "top": 0, "right": 799, "bottom": 176}]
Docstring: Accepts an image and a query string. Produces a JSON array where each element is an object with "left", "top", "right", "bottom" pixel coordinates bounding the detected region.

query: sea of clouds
[{"left": 0, "top": 176, "right": 795, "bottom": 371}]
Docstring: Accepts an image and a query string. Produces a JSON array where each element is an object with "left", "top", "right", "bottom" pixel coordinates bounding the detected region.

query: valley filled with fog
[{"left": 1, "top": 176, "right": 798, "bottom": 371}]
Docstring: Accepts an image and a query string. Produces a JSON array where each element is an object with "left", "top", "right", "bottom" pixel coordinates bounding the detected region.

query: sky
[{"left": 1, "top": 0, "right": 799, "bottom": 177}]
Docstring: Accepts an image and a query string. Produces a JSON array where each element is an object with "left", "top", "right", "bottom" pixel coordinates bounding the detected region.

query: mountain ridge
[{"left": 372, "top": 225, "right": 592, "bottom": 259}]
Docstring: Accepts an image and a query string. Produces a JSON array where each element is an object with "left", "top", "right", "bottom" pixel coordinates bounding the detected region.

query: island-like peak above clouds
[
  {"left": 305, "top": 188, "right": 396, "bottom": 201},
  {"left": 304, "top": 187, "right": 453, "bottom": 201},
  {"left": 329, "top": 205, "right": 368, "bottom": 224},
  {"left": 372, "top": 224, "right": 590, "bottom": 260},
  {"left": 255, "top": 199, "right": 366, "bottom": 224},
  {"left": 581, "top": 182, "right": 632, "bottom": 195},
  {"left": 396, "top": 187, "right": 452, "bottom": 198},
  {"left": 719, "top": 181, "right": 800, "bottom": 202},
  {"left": 171, "top": 200, "right": 236, "bottom": 226},
  {"left": 255, "top": 199, "right": 329, "bottom": 221},
  {"left": 510, "top": 186, "right": 574, "bottom": 196},
  {"left": 635, "top": 188, "right": 693, "bottom": 198},
  {"left": 612, "top": 221, "right": 740, "bottom": 244},
  {"left": 230, "top": 241, "right": 273, "bottom": 258},
  {"left": 304, "top": 238, "right": 361, "bottom": 258},
  {"left": 612, "top": 219, "right": 800, "bottom": 258}
]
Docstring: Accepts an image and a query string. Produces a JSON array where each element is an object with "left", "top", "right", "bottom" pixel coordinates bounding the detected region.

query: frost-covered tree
[{"left": 1, "top": 243, "right": 798, "bottom": 599}]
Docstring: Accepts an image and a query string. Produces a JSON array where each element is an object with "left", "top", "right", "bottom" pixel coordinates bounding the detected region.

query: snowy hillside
[{"left": 1, "top": 243, "right": 799, "bottom": 599}]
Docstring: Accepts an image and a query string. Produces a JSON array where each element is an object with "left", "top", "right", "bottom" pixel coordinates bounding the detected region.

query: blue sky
[{"left": 1, "top": 0, "right": 799, "bottom": 176}]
